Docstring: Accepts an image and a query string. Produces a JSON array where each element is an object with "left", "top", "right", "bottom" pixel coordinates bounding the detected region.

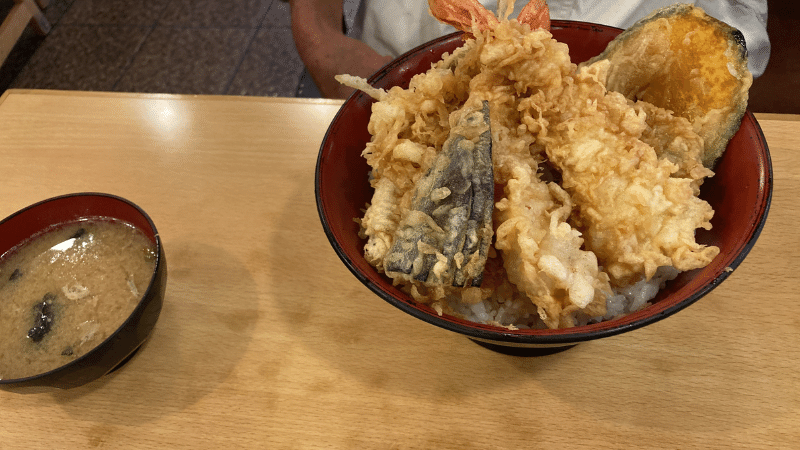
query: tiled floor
[
  {"left": 0, "top": 0, "right": 798, "bottom": 113},
  {"left": 0, "top": 0, "right": 303, "bottom": 97}
]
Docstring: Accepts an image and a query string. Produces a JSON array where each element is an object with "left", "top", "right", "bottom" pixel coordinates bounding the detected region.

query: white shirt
[{"left": 352, "top": 0, "right": 770, "bottom": 77}]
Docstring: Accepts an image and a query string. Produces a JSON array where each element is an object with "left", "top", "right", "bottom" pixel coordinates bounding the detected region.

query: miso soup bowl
[
  {"left": 0, "top": 193, "right": 166, "bottom": 388},
  {"left": 315, "top": 21, "right": 772, "bottom": 353}
]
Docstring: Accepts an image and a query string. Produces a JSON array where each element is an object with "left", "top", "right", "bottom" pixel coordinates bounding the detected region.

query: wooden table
[{"left": 0, "top": 89, "right": 797, "bottom": 449}]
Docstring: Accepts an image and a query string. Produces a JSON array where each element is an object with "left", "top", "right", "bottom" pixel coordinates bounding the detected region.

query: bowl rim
[
  {"left": 315, "top": 22, "right": 774, "bottom": 345},
  {"left": 0, "top": 192, "right": 164, "bottom": 385}
]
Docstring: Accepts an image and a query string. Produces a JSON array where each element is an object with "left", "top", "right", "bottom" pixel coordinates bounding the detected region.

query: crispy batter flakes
[
  {"left": 581, "top": 4, "right": 752, "bottom": 168},
  {"left": 384, "top": 101, "right": 494, "bottom": 288},
  {"left": 353, "top": 19, "right": 720, "bottom": 328}
]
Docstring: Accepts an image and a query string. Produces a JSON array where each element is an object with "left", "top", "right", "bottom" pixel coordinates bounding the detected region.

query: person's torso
[{"left": 352, "top": 0, "right": 769, "bottom": 76}]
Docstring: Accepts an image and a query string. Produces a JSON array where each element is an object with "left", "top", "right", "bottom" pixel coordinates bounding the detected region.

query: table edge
[
  {"left": 0, "top": 89, "right": 346, "bottom": 108},
  {"left": 1, "top": 90, "right": 795, "bottom": 123},
  {"left": 754, "top": 112, "right": 800, "bottom": 122}
]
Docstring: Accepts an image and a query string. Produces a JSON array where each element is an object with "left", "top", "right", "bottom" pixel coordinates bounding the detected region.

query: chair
[{"left": 0, "top": 0, "right": 50, "bottom": 68}]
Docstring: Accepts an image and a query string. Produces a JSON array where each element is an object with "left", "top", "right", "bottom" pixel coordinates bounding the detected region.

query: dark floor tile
[
  {"left": 43, "top": 0, "right": 78, "bottom": 25},
  {"left": 114, "top": 26, "right": 253, "bottom": 94},
  {"left": 226, "top": 26, "right": 302, "bottom": 97},
  {"left": 10, "top": 24, "right": 151, "bottom": 91},
  {"left": 261, "top": 0, "right": 357, "bottom": 29},
  {"left": 262, "top": 0, "right": 290, "bottom": 28},
  {"left": 159, "top": 0, "right": 269, "bottom": 28},
  {"left": 60, "top": 0, "right": 171, "bottom": 26}
]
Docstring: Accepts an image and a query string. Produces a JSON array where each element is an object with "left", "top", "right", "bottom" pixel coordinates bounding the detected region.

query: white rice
[{"left": 445, "top": 266, "right": 680, "bottom": 329}]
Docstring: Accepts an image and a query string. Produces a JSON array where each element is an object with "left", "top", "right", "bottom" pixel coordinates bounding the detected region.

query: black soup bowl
[
  {"left": 0, "top": 193, "right": 166, "bottom": 389},
  {"left": 315, "top": 21, "right": 772, "bottom": 352}
]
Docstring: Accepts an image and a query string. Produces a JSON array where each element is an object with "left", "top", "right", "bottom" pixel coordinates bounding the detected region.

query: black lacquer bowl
[
  {"left": 0, "top": 193, "right": 166, "bottom": 388},
  {"left": 315, "top": 21, "right": 772, "bottom": 352}
]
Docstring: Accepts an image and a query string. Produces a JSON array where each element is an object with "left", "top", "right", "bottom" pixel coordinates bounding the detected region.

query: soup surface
[{"left": 0, "top": 219, "right": 156, "bottom": 380}]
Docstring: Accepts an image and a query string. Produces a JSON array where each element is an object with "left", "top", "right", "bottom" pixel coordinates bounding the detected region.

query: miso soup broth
[{"left": 0, "top": 219, "right": 156, "bottom": 380}]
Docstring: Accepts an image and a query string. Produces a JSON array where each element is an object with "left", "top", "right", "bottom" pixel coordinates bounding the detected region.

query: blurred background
[{"left": 0, "top": 0, "right": 797, "bottom": 113}]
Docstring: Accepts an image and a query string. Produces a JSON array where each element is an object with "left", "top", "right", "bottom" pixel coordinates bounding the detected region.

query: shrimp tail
[
  {"left": 427, "top": 0, "right": 499, "bottom": 34},
  {"left": 517, "top": 0, "right": 550, "bottom": 31}
]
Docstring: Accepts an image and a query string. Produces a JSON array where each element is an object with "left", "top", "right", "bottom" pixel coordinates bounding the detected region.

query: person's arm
[{"left": 290, "top": 0, "right": 393, "bottom": 99}]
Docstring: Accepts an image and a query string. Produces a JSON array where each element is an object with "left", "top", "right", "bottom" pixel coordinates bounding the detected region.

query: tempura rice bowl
[{"left": 315, "top": 21, "right": 772, "bottom": 349}]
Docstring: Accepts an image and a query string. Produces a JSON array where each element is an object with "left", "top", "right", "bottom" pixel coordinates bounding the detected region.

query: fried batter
[
  {"left": 582, "top": 4, "right": 752, "bottom": 168},
  {"left": 349, "top": 12, "right": 725, "bottom": 327},
  {"left": 522, "top": 63, "right": 719, "bottom": 285},
  {"left": 383, "top": 102, "right": 494, "bottom": 287}
]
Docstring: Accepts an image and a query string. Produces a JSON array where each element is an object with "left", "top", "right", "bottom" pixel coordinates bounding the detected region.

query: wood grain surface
[{"left": 0, "top": 90, "right": 797, "bottom": 449}]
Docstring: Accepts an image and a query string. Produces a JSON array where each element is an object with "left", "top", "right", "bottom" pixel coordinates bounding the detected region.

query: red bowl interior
[
  {"left": 0, "top": 194, "right": 158, "bottom": 254},
  {"left": 316, "top": 21, "right": 772, "bottom": 345}
]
